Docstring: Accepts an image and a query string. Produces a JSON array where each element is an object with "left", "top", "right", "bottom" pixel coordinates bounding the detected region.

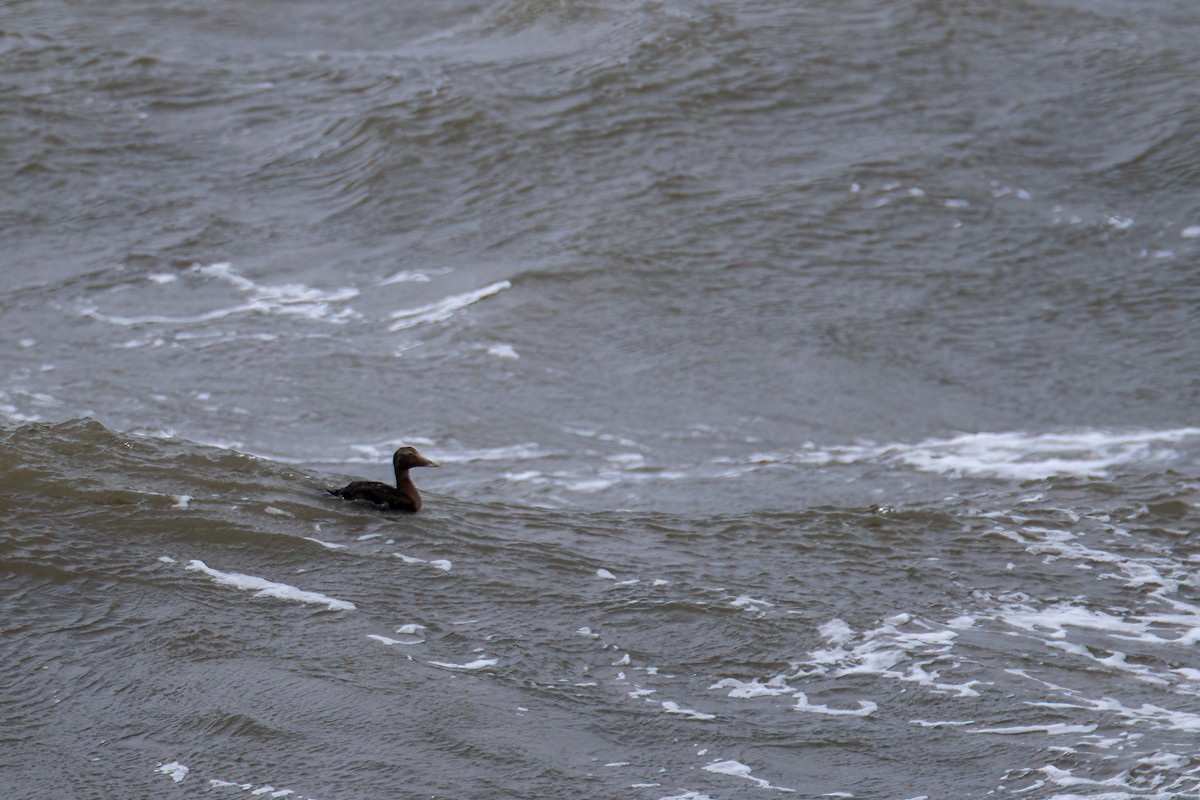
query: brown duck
[{"left": 329, "top": 446, "right": 439, "bottom": 512}]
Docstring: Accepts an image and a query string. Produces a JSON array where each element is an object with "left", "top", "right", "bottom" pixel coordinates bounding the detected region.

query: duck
[{"left": 328, "top": 446, "right": 439, "bottom": 512}]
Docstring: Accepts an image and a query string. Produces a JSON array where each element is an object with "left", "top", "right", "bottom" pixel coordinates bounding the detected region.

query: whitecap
[
  {"left": 82, "top": 262, "right": 360, "bottom": 327},
  {"left": 184, "top": 559, "right": 355, "bottom": 611},
  {"left": 387, "top": 280, "right": 511, "bottom": 331},
  {"left": 764, "top": 428, "right": 1200, "bottom": 481}
]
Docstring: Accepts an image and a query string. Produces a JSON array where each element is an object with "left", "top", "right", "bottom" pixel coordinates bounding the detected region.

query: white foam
[
  {"left": 444, "top": 443, "right": 550, "bottom": 463},
  {"left": 999, "top": 603, "right": 1159, "bottom": 641},
  {"left": 428, "top": 657, "right": 498, "bottom": 671},
  {"left": 380, "top": 267, "right": 451, "bottom": 284},
  {"left": 83, "top": 262, "right": 360, "bottom": 327},
  {"left": 1021, "top": 759, "right": 1200, "bottom": 799},
  {"left": 1014, "top": 669, "right": 1200, "bottom": 733},
  {"left": 1182, "top": 225, "right": 1200, "bottom": 238},
  {"left": 730, "top": 595, "right": 774, "bottom": 610},
  {"left": 660, "top": 701, "right": 716, "bottom": 720},
  {"left": 486, "top": 343, "right": 519, "bottom": 359},
  {"left": 200, "top": 773, "right": 317, "bottom": 798},
  {"left": 503, "top": 470, "right": 543, "bottom": 483},
  {"left": 157, "top": 761, "right": 189, "bottom": 783},
  {"left": 83, "top": 304, "right": 249, "bottom": 326},
  {"left": 985, "top": 522, "right": 1200, "bottom": 686},
  {"left": 703, "top": 760, "right": 795, "bottom": 792},
  {"left": 765, "top": 428, "right": 1200, "bottom": 480},
  {"left": 566, "top": 478, "right": 616, "bottom": 492},
  {"left": 387, "top": 280, "right": 510, "bottom": 331},
  {"left": 392, "top": 553, "right": 451, "bottom": 571},
  {"left": 711, "top": 678, "right": 795, "bottom": 699},
  {"left": 316, "top": 441, "right": 542, "bottom": 467},
  {"left": 303, "top": 537, "right": 347, "bottom": 550},
  {"left": 793, "top": 692, "right": 877, "bottom": 716},
  {"left": 802, "top": 617, "right": 979, "bottom": 697},
  {"left": 158, "top": 556, "right": 177, "bottom": 564},
  {"left": 392, "top": 624, "right": 427, "bottom": 644},
  {"left": 596, "top": 568, "right": 617, "bottom": 580},
  {"left": 368, "top": 634, "right": 401, "bottom": 645},
  {"left": 197, "top": 262, "right": 360, "bottom": 323},
  {"left": 969, "top": 723, "right": 1097, "bottom": 735},
  {"left": 171, "top": 494, "right": 191, "bottom": 509},
  {"left": 184, "top": 559, "right": 355, "bottom": 611},
  {"left": 819, "top": 619, "right": 856, "bottom": 644}
]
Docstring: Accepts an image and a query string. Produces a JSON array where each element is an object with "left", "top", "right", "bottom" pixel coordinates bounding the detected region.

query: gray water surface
[{"left": 3, "top": 1, "right": 1200, "bottom": 797}]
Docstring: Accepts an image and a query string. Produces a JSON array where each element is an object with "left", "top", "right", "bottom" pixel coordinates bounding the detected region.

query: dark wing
[{"left": 329, "top": 481, "right": 417, "bottom": 512}]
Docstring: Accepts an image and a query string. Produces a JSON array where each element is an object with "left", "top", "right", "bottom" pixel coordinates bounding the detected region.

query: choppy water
[{"left": 4, "top": 1, "right": 1200, "bottom": 798}]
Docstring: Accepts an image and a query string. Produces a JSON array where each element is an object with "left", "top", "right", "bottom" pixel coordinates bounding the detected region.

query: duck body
[
  {"left": 329, "top": 480, "right": 421, "bottom": 511},
  {"left": 329, "top": 446, "right": 439, "bottom": 512}
]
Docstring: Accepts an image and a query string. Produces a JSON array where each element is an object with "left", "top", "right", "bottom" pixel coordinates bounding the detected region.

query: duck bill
[{"left": 418, "top": 457, "right": 440, "bottom": 468}]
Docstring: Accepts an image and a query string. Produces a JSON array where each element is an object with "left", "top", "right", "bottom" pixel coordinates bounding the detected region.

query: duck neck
[{"left": 393, "top": 467, "right": 422, "bottom": 509}]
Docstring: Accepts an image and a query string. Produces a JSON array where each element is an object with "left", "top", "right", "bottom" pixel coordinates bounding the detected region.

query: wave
[
  {"left": 387, "top": 280, "right": 511, "bottom": 331},
  {"left": 739, "top": 427, "right": 1200, "bottom": 481},
  {"left": 79, "top": 262, "right": 361, "bottom": 327}
]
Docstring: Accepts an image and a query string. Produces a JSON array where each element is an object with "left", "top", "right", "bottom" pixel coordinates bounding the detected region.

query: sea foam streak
[
  {"left": 81, "top": 262, "right": 360, "bottom": 326},
  {"left": 387, "top": 280, "right": 511, "bottom": 331},
  {"left": 703, "top": 760, "right": 796, "bottom": 792},
  {"left": 184, "top": 559, "right": 355, "bottom": 611},
  {"left": 747, "top": 428, "right": 1200, "bottom": 480}
]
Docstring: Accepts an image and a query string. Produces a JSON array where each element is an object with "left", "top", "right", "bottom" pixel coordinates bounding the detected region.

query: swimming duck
[{"left": 328, "top": 446, "right": 439, "bottom": 512}]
